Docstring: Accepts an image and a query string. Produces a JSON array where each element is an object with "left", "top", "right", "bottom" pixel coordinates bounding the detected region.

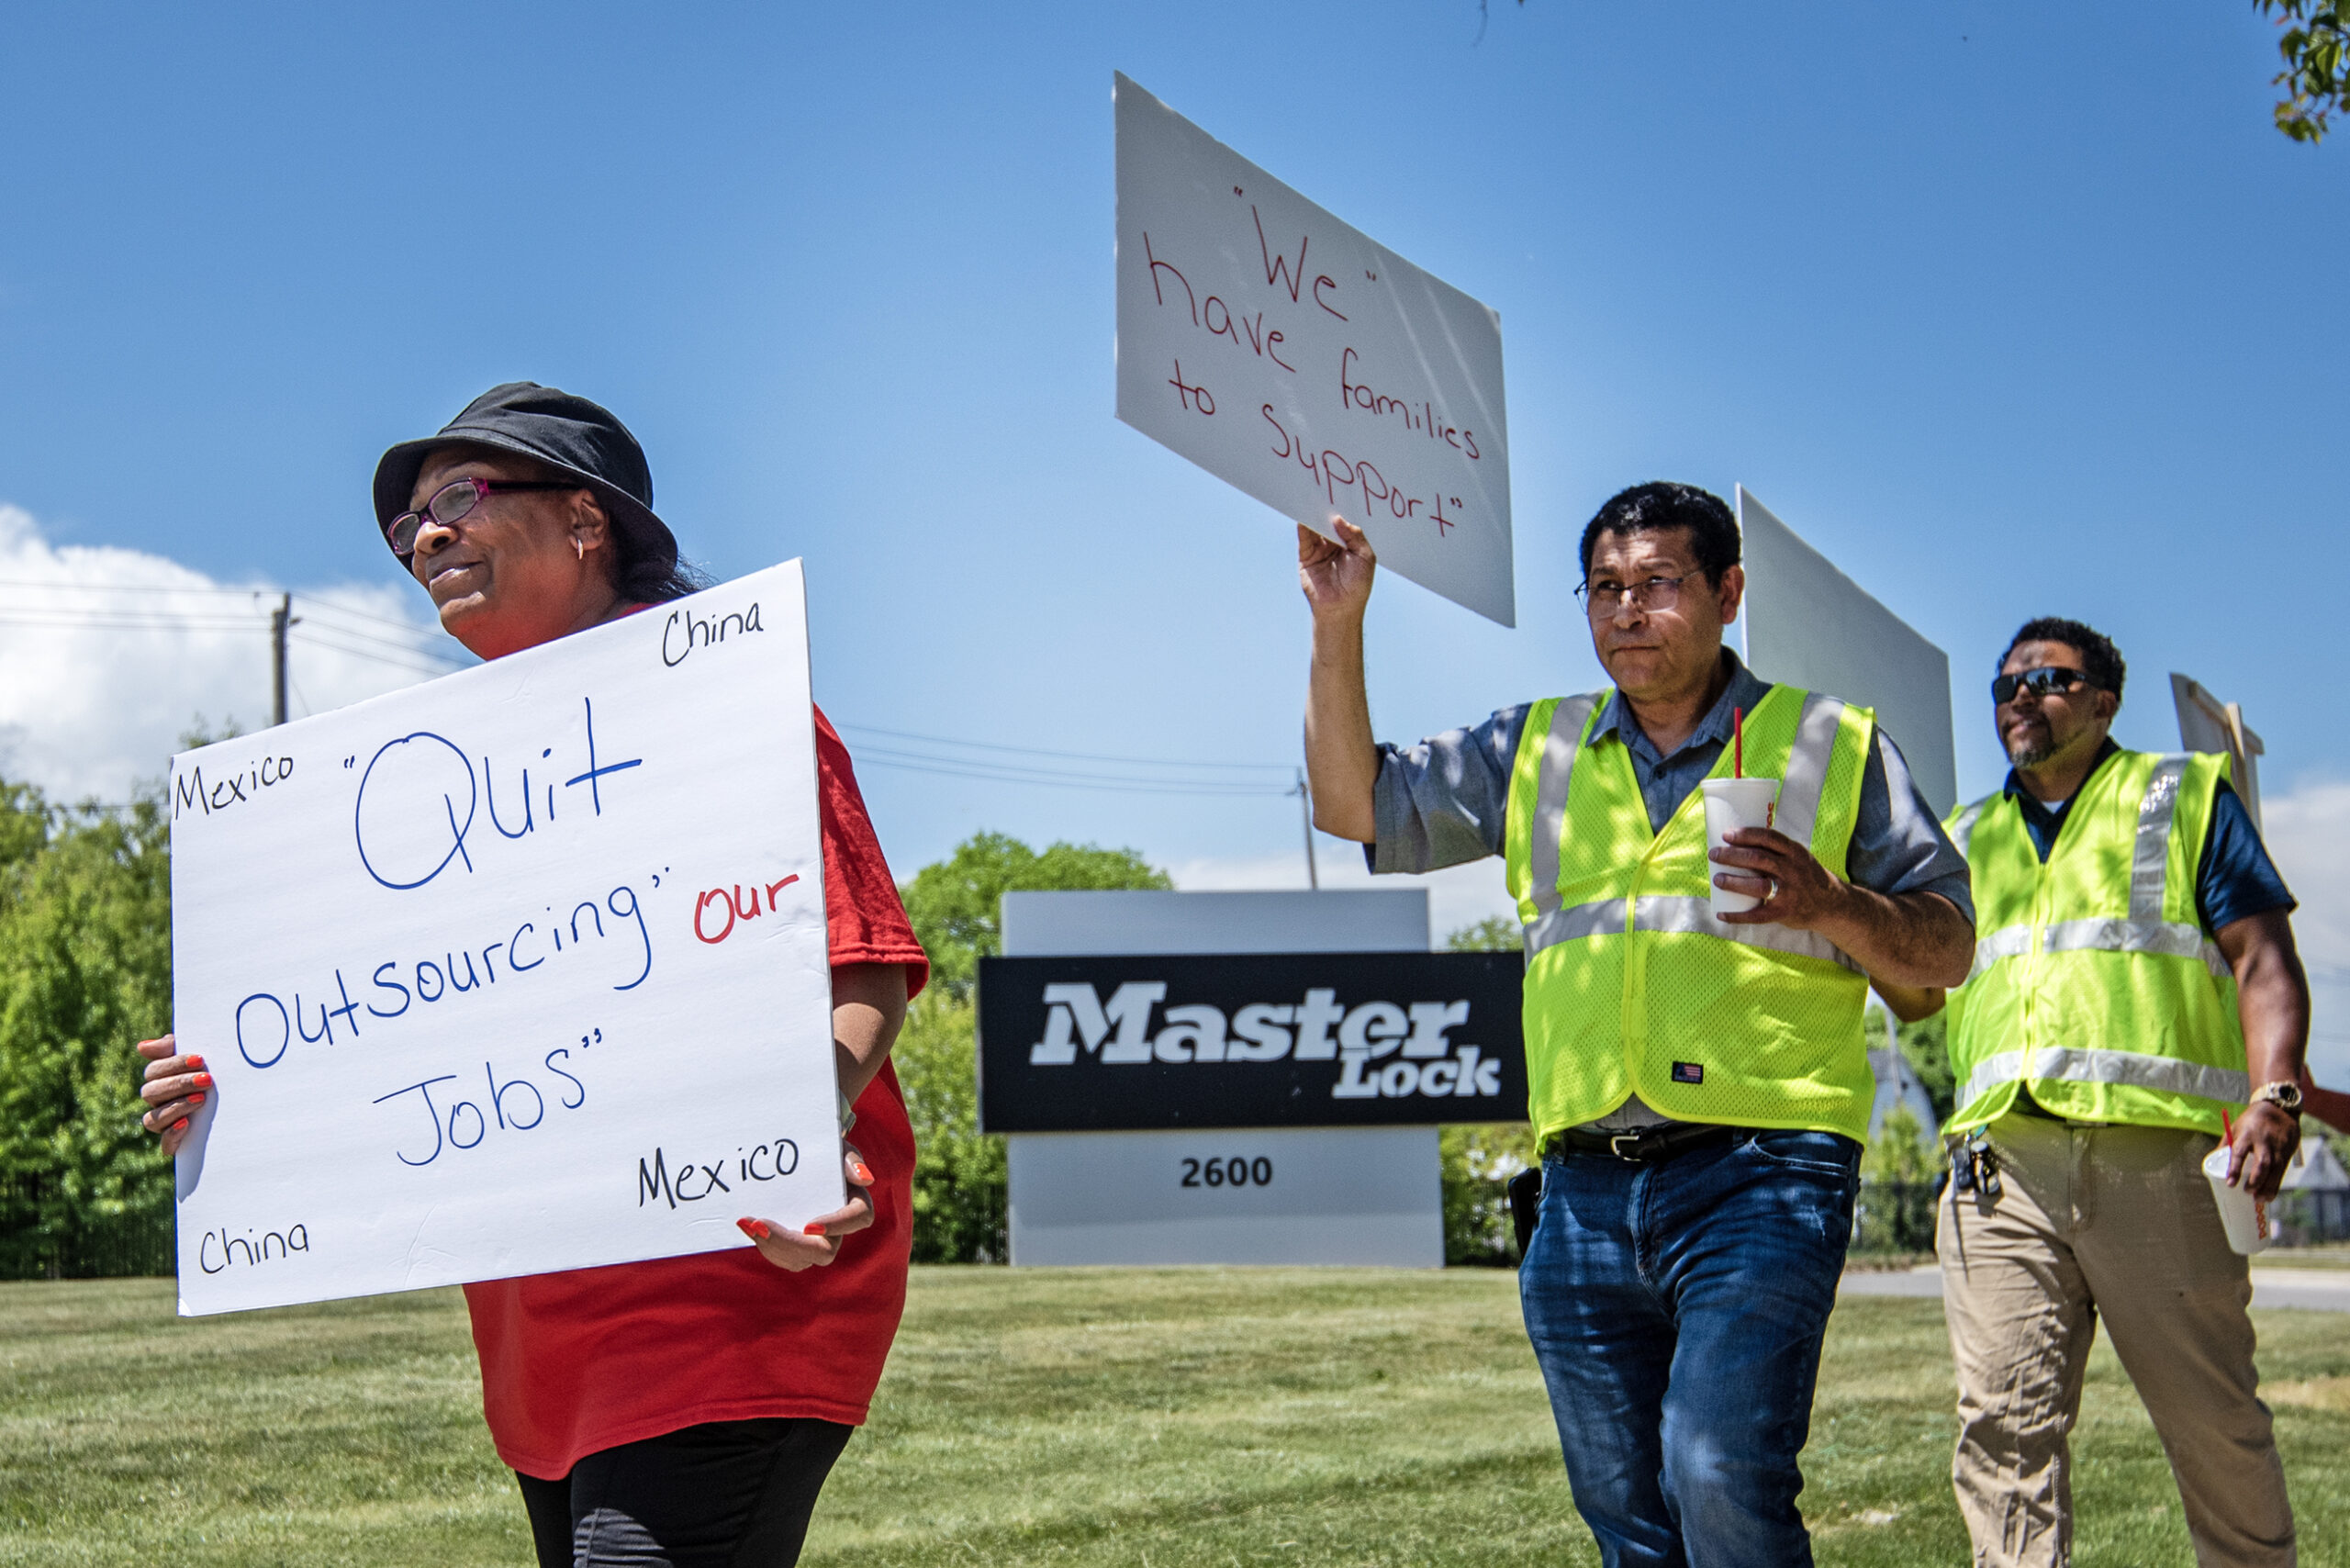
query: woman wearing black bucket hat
[{"left": 134, "top": 383, "right": 930, "bottom": 1568}]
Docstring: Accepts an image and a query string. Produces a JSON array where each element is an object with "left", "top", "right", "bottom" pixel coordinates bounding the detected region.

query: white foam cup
[
  {"left": 2202, "top": 1142, "right": 2274, "bottom": 1255},
  {"left": 1701, "top": 778, "right": 1782, "bottom": 918}
]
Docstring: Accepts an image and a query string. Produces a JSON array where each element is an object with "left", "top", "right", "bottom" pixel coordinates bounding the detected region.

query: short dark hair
[
  {"left": 1579, "top": 482, "right": 1740, "bottom": 585},
  {"left": 2003, "top": 616, "right": 2126, "bottom": 700}
]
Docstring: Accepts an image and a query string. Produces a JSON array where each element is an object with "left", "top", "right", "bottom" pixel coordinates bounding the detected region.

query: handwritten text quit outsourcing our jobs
[
  {"left": 185, "top": 599, "right": 809, "bottom": 1154},
  {"left": 1142, "top": 196, "right": 1483, "bottom": 537}
]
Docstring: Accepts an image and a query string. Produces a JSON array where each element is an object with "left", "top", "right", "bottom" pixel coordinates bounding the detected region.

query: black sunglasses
[{"left": 1992, "top": 666, "right": 2098, "bottom": 705}]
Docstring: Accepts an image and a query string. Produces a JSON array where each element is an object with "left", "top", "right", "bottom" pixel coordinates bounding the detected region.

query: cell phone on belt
[{"left": 1508, "top": 1165, "right": 1543, "bottom": 1261}]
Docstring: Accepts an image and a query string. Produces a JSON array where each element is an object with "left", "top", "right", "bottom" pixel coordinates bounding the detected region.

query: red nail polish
[
  {"left": 193, "top": 1072, "right": 213, "bottom": 1089},
  {"left": 190, "top": 1092, "right": 206, "bottom": 1105},
  {"left": 172, "top": 1118, "right": 188, "bottom": 1132},
  {"left": 803, "top": 1223, "right": 827, "bottom": 1236},
  {"left": 186, "top": 1056, "right": 205, "bottom": 1070},
  {"left": 851, "top": 1162, "right": 874, "bottom": 1184},
  {"left": 736, "top": 1217, "right": 771, "bottom": 1240}
]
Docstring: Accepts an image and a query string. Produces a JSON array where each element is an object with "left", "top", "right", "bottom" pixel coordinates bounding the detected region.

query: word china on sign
[
  {"left": 1113, "top": 73, "right": 1515, "bottom": 627},
  {"left": 166, "top": 562, "right": 842, "bottom": 1316}
]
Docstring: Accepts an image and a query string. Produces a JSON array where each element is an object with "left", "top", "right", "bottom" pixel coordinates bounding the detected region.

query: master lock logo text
[{"left": 1025, "top": 981, "right": 1504, "bottom": 1101}]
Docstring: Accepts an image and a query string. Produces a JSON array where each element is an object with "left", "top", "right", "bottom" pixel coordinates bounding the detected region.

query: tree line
[{"left": 0, "top": 781, "right": 1557, "bottom": 1274}]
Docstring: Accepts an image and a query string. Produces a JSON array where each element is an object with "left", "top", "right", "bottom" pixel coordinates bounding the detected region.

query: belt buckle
[{"left": 1609, "top": 1131, "right": 1645, "bottom": 1161}]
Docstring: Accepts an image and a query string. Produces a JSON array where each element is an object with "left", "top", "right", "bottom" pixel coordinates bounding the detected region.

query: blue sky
[{"left": 3, "top": 2, "right": 2346, "bottom": 1050}]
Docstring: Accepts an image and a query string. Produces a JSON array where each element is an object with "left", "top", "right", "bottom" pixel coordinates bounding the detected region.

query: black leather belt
[{"left": 1544, "top": 1122, "right": 1735, "bottom": 1164}]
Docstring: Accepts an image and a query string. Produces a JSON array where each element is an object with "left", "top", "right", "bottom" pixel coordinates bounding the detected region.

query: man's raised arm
[{"left": 1300, "top": 520, "right": 1381, "bottom": 844}]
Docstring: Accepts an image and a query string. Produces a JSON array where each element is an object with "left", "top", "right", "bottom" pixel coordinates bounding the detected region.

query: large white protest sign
[
  {"left": 166, "top": 562, "right": 841, "bottom": 1316},
  {"left": 1737, "top": 487, "right": 1958, "bottom": 816},
  {"left": 1113, "top": 73, "right": 1515, "bottom": 626}
]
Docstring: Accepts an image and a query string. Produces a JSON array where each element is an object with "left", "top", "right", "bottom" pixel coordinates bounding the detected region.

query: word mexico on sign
[
  {"left": 1113, "top": 72, "right": 1515, "bottom": 626},
  {"left": 976, "top": 951, "right": 1526, "bottom": 1134},
  {"left": 166, "top": 561, "right": 843, "bottom": 1316}
]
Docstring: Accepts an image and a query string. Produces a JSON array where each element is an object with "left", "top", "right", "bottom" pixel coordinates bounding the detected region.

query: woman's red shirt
[{"left": 460, "top": 706, "right": 928, "bottom": 1479}]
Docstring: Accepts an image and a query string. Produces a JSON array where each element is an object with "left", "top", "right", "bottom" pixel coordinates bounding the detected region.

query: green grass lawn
[{"left": 4, "top": 1270, "right": 2347, "bottom": 1566}]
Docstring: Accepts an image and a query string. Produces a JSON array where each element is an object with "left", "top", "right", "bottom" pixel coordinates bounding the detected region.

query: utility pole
[
  {"left": 269, "top": 593, "right": 297, "bottom": 726},
  {"left": 1294, "top": 768, "right": 1319, "bottom": 890}
]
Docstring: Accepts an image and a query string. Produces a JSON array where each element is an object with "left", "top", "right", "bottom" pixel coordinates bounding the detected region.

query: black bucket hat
[{"left": 372, "top": 382, "right": 677, "bottom": 577}]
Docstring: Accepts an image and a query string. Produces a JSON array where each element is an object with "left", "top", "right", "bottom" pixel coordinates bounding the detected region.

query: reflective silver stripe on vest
[
  {"left": 1958, "top": 1047, "right": 2249, "bottom": 1111},
  {"left": 2042, "top": 916, "right": 2232, "bottom": 980},
  {"left": 1628, "top": 894, "right": 1863, "bottom": 973},
  {"left": 1955, "top": 1050, "right": 2026, "bottom": 1109},
  {"left": 1524, "top": 891, "right": 1861, "bottom": 972},
  {"left": 1968, "top": 924, "right": 2035, "bottom": 982},
  {"left": 1949, "top": 799, "right": 1990, "bottom": 857},
  {"left": 1772, "top": 693, "right": 1848, "bottom": 851},
  {"left": 1525, "top": 694, "right": 1604, "bottom": 928},
  {"left": 1965, "top": 918, "right": 2228, "bottom": 983},
  {"left": 2132, "top": 755, "right": 2190, "bottom": 922},
  {"left": 1524, "top": 897, "right": 1626, "bottom": 951}
]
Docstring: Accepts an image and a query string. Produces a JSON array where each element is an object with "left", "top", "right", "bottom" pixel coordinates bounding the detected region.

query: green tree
[
  {"left": 0, "top": 779, "right": 174, "bottom": 1278},
  {"left": 1440, "top": 1123, "right": 1537, "bottom": 1265},
  {"left": 890, "top": 991, "right": 1005, "bottom": 1262},
  {"left": 892, "top": 831, "right": 1171, "bottom": 1260},
  {"left": 899, "top": 832, "right": 1170, "bottom": 1002},
  {"left": 1862, "top": 1103, "right": 1934, "bottom": 1183},
  {"left": 1445, "top": 915, "right": 1518, "bottom": 953},
  {"left": 2258, "top": 0, "right": 2350, "bottom": 140},
  {"left": 1440, "top": 915, "right": 1536, "bottom": 1264},
  {"left": 1897, "top": 1011, "right": 1954, "bottom": 1125}
]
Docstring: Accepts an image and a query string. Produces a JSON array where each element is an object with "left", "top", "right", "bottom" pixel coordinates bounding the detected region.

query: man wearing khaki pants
[{"left": 1908, "top": 617, "right": 2311, "bottom": 1566}]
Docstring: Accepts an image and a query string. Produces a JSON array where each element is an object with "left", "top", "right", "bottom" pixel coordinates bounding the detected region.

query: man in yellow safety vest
[
  {"left": 1300, "top": 482, "right": 1975, "bottom": 1566},
  {"left": 1922, "top": 618, "right": 2310, "bottom": 1567}
]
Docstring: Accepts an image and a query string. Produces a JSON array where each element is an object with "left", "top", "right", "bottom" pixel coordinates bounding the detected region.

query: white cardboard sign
[
  {"left": 1114, "top": 73, "right": 1515, "bottom": 627},
  {"left": 1736, "top": 487, "right": 1958, "bottom": 817},
  {"left": 166, "top": 562, "right": 842, "bottom": 1316}
]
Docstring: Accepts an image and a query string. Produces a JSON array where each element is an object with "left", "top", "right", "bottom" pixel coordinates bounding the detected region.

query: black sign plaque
[{"left": 977, "top": 950, "right": 1526, "bottom": 1133}]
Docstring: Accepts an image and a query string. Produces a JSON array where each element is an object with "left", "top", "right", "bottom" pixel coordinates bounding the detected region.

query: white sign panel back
[
  {"left": 167, "top": 562, "right": 842, "bottom": 1315},
  {"left": 1114, "top": 73, "right": 1515, "bottom": 626},
  {"left": 2171, "top": 672, "right": 2265, "bottom": 831},
  {"left": 1737, "top": 487, "right": 1958, "bottom": 816}
]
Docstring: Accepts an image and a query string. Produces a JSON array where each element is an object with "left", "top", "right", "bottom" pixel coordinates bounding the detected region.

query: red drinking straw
[
  {"left": 1733, "top": 707, "right": 1744, "bottom": 778},
  {"left": 2222, "top": 1107, "right": 2234, "bottom": 1144}
]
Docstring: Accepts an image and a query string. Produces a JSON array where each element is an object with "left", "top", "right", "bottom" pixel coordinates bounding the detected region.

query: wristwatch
[{"left": 2251, "top": 1081, "right": 2304, "bottom": 1116}]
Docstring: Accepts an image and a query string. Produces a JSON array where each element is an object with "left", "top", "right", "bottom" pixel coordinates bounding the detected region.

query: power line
[
  {"left": 285, "top": 617, "right": 464, "bottom": 666},
  {"left": 833, "top": 721, "right": 1292, "bottom": 775},
  {"left": 296, "top": 598, "right": 452, "bottom": 643},
  {"left": 0, "top": 586, "right": 449, "bottom": 648},
  {"left": 0, "top": 610, "right": 270, "bottom": 632},
  {"left": 0, "top": 577, "right": 276, "bottom": 598},
  {"left": 853, "top": 752, "right": 1294, "bottom": 797},
  {"left": 286, "top": 627, "right": 456, "bottom": 678}
]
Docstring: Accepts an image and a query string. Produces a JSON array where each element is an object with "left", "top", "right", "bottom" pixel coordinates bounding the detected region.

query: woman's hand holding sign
[
  {"left": 736, "top": 1143, "right": 875, "bottom": 1271},
  {"left": 136, "top": 1033, "right": 207, "bottom": 1158}
]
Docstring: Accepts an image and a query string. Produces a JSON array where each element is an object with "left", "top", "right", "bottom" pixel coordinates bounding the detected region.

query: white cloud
[
  {"left": 1168, "top": 837, "right": 1519, "bottom": 946},
  {"left": 0, "top": 503, "right": 463, "bottom": 801},
  {"left": 2260, "top": 780, "right": 2350, "bottom": 1078}
]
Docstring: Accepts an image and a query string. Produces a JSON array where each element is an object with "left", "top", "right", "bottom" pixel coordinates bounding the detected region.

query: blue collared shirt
[
  {"left": 1369, "top": 651, "right": 1975, "bottom": 921},
  {"left": 2001, "top": 739, "right": 2293, "bottom": 935}
]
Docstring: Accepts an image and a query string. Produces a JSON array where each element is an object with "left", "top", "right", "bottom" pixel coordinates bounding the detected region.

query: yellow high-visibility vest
[
  {"left": 1942, "top": 748, "right": 2244, "bottom": 1135},
  {"left": 1504, "top": 683, "right": 1878, "bottom": 1144}
]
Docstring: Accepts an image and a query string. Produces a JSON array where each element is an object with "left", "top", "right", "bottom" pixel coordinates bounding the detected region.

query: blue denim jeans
[{"left": 1518, "top": 1128, "right": 1861, "bottom": 1568}]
